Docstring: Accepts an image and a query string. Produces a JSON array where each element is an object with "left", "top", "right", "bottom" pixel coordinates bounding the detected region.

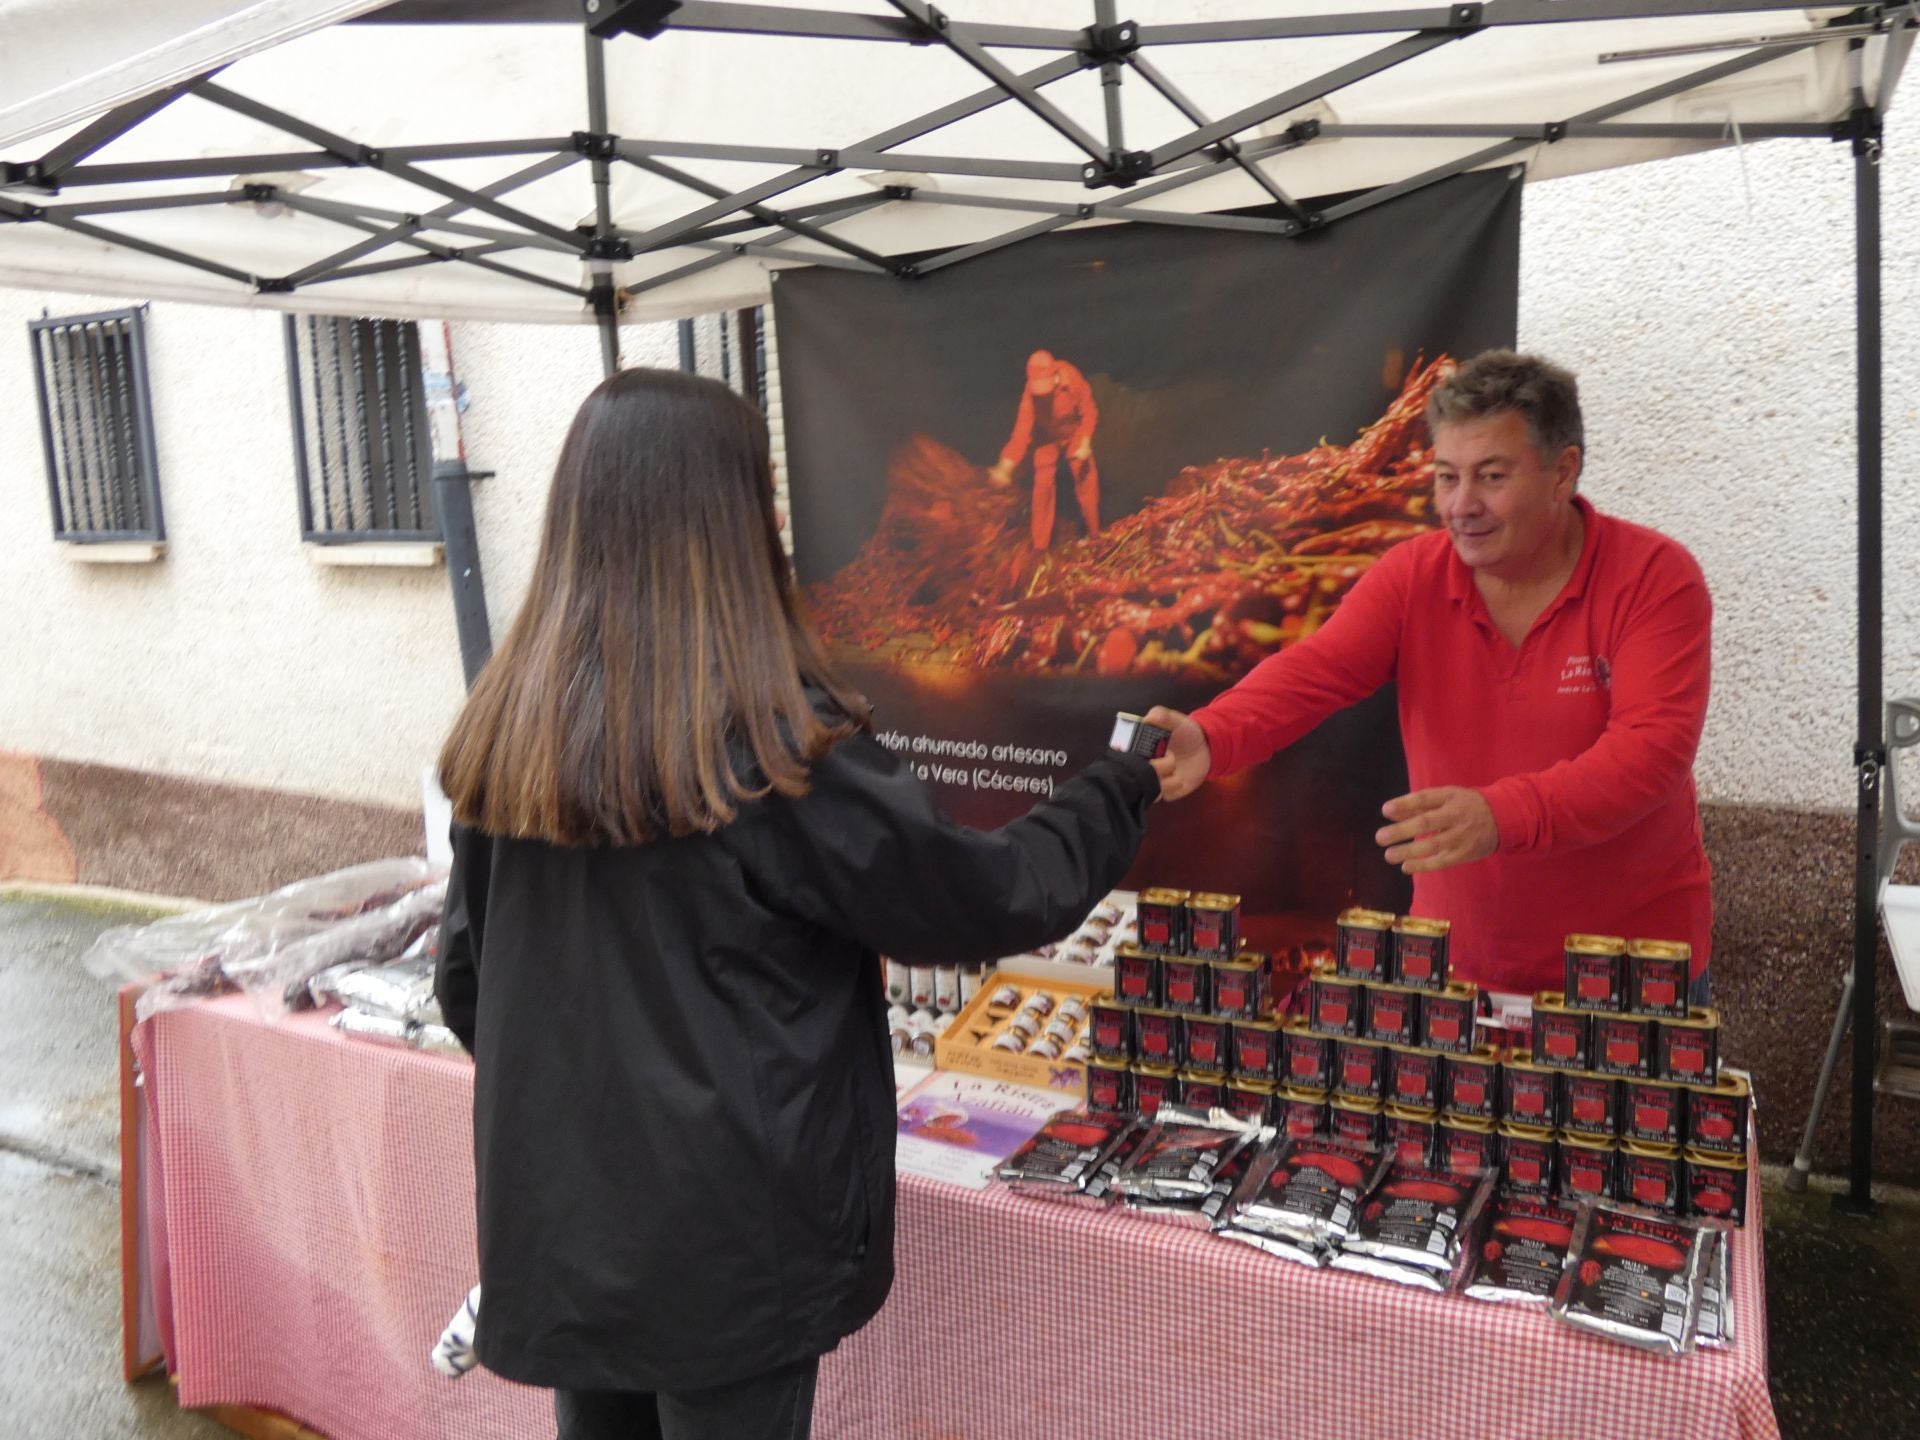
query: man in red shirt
[
  {"left": 1147, "top": 351, "right": 1713, "bottom": 997},
  {"left": 988, "top": 349, "right": 1101, "bottom": 551}
]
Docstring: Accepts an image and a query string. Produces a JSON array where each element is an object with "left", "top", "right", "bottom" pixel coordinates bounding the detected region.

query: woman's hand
[
  {"left": 1143, "top": 706, "right": 1210, "bottom": 801},
  {"left": 1375, "top": 788, "right": 1498, "bottom": 874}
]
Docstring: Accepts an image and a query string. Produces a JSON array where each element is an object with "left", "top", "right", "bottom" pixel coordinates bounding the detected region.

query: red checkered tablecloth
[{"left": 132, "top": 998, "right": 1779, "bottom": 1440}]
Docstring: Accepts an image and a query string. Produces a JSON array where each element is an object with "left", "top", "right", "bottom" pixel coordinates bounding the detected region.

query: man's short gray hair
[{"left": 1426, "top": 350, "right": 1584, "bottom": 463}]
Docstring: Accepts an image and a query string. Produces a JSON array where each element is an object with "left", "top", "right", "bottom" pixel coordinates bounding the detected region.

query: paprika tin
[
  {"left": 1210, "top": 952, "right": 1271, "bottom": 1022},
  {"left": 1591, "top": 1013, "right": 1657, "bottom": 1080},
  {"left": 1439, "top": 1114, "right": 1501, "bottom": 1178},
  {"left": 1656, "top": 1007, "right": 1720, "bottom": 1086},
  {"left": 1364, "top": 983, "right": 1422, "bottom": 1047},
  {"left": 1132, "top": 1008, "right": 1182, "bottom": 1067},
  {"left": 1419, "top": 982, "right": 1480, "bottom": 1054},
  {"left": 1561, "top": 1071, "right": 1622, "bottom": 1139},
  {"left": 1232, "top": 1018, "right": 1284, "bottom": 1084},
  {"left": 1498, "top": 1122, "right": 1557, "bottom": 1196},
  {"left": 1085, "top": 1058, "right": 1133, "bottom": 1114},
  {"left": 1178, "top": 1070, "right": 1226, "bottom": 1111},
  {"left": 1160, "top": 954, "right": 1213, "bottom": 1015},
  {"left": 1619, "top": 1140, "right": 1685, "bottom": 1215},
  {"left": 1182, "top": 1014, "right": 1232, "bottom": 1078},
  {"left": 1329, "top": 1094, "right": 1385, "bottom": 1148},
  {"left": 1501, "top": 1057, "right": 1562, "bottom": 1129},
  {"left": 1388, "top": 1045, "right": 1445, "bottom": 1110},
  {"left": 1309, "top": 970, "right": 1366, "bottom": 1038},
  {"left": 1088, "top": 1001, "right": 1134, "bottom": 1064},
  {"left": 1563, "top": 934, "right": 1629, "bottom": 1013},
  {"left": 1685, "top": 1147, "right": 1749, "bottom": 1226},
  {"left": 1226, "top": 1080, "right": 1277, "bottom": 1128},
  {"left": 1622, "top": 1077, "right": 1688, "bottom": 1148},
  {"left": 1281, "top": 1021, "right": 1333, "bottom": 1090},
  {"left": 1335, "top": 907, "right": 1397, "bottom": 982},
  {"left": 1558, "top": 1133, "right": 1619, "bottom": 1203},
  {"left": 1383, "top": 1104, "right": 1440, "bottom": 1167},
  {"left": 1391, "top": 916, "right": 1452, "bottom": 991},
  {"left": 1441, "top": 1046, "right": 1502, "bottom": 1122},
  {"left": 1529, "top": 993, "right": 1591, "bottom": 1071},
  {"left": 1114, "top": 944, "right": 1163, "bottom": 1007},
  {"left": 1136, "top": 887, "right": 1192, "bottom": 955},
  {"left": 1686, "top": 1071, "right": 1752, "bottom": 1156},
  {"left": 1131, "top": 1063, "right": 1180, "bottom": 1118},
  {"left": 1186, "top": 893, "right": 1241, "bottom": 960},
  {"left": 1334, "top": 1036, "right": 1388, "bottom": 1100},
  {"left": 1279, "top": 1086, "right": 1330, "bottom": 1141},
  {"left": 1627, "top": 939, "right": 1693, "bottom": 1019}
]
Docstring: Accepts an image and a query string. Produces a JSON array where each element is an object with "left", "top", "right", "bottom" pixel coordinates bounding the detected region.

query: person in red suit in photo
[{"left": 989, "top": 349, "right": 1101, "bottom": 551}]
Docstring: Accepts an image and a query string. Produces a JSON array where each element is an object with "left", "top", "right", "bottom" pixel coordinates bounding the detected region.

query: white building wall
[{"left": 0, "top": 105, "right": 1915, "bottom": 813}]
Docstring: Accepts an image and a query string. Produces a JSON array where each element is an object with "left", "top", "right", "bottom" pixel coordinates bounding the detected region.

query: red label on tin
[
  {"left": 1322, "top": 998, "right": 1349, "bottom": 1027},
  {"left": 1635, "top": 1102, "right": 1669, "bottom": 1132},
  {"left": 1344, "top": 1058, "right": 1372, "bottom": 1087},
  {"left": 1454, "top": 1077, "right": 1485, "bottom": 1107},
  {"left": 1347, "top": 942, "right": 1379, "bottom": 974},
  {"left": 1668, "top": 1035, "right": 1707, "bottom": 1075},
  {"left": 1087, "top": 1069, "right": 1125, "bottom": 1110},
  {"left": 1577, "top": 974, "right": 1609, "bottom": 1001},
  {"left": 1193, "top": 920, "right": 1221, "bottom": 951},
  {"left": 1285, "top": 1107, "right": 1320, "bottom": 1140},
  {"left": 1632, "top": 1174, "right": 1665, "bottom": 1205},
  {"left": 1396, "top": 1073, "right": 1425, "bottom": 1098},
  {"left": 1644, "top": 978, "right": 1677, "bottom": 1007},
  {"left": 1573, "top": 1096, "right": 1602, "bottom": 1123},
  {"left": 1516, "top": 1090, "right": 1545, "bottom": 1117},
  {"left": 1094, "top": 1016, "right": 1124, "bottom": 1048},
  {"left": 1569, "top": 1159, "right": 1607, "bottom": 1194},
  {"left": 1400, "top": 952, "right": 1432, "bottom": 982},
  {"left": 1139, "top": 1024, "right": 1172, "bottom": 1059},
  {"left": 1142, "top": 918, "right": 1170, "bottom": 946},
  {"left": 1511, "top": 1155, "right": 1543, "bottom": 1184},
  {"left": 1217, "top": 975, "right": 1246, "bottom": 1010},
  {"left": 1545, "top": 1030, "right": 1575, "bottom": 1059},
  {"left": 1606, "top": 1037, "right": 1640, "bottom": 1066},
  {"left": 1429, "top": 1016, "right": 1461, "bottom": 1044},
  {"left": 1191, "top": 1032, "right": 1219, "bottom": 1063}
]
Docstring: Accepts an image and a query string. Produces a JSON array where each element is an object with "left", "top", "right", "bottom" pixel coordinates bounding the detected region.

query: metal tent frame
[{"left": 1, "top": 0, "right": 1913, "bottom": 1206}]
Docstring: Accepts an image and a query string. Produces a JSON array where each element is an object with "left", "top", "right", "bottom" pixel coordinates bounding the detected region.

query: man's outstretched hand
[
  {"left": 1143, "top": 706, "right": 1210, "bottom": 801},
  {"left": 1376, "top": 788, "right": 1498, "bottom": 874},
  {"left": 986, "top": 459, "right": 1014, "bottom": 489}
]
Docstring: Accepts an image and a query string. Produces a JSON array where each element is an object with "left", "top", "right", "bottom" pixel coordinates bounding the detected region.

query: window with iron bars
[
  {"left": 29, "top": 307, "right": 165, "bottom": 543},
  {"left": 285, "top": 315, "right": 437, "bottom": 542},
  {"left": 679, "top": 306, "right": 768, "bottom": 411}
]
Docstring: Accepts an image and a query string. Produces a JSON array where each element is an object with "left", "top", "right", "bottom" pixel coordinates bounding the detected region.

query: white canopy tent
[{"left": 1, "top": 0, "right": 1913, "bottom": 1203}]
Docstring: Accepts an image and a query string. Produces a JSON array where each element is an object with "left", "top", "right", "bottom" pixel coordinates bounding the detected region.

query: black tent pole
[
  {"left": 1843, "top": 101, "right": 1885, "bottom": 1216},
  {"left": 585, "top": 29, "right": 622, "bottom": 378}
]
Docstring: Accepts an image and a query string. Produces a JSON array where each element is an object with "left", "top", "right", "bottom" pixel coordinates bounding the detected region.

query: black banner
[{"left": 778, "top": 171, "right": 1519, "bottom": 942}]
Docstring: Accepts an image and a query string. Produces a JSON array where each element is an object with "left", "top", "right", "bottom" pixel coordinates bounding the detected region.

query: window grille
[
  {"left": 29, "top": 307, "right": 164, "bottom": 543},
  {"left": 679, "top": 306, "right": 768, "bottom": 412},
  {"left": 285, "top": 314, "right": 437, "bottom": 542}
]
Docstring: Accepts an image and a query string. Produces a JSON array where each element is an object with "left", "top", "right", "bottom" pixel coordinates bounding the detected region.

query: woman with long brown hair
[{"left": 433, "top": 368, "right": 1158, "bottom": 1440}]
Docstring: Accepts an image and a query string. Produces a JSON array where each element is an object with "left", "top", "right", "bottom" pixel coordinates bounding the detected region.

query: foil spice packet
[{"left": 1550, "top": 1202, "right": 1711, "bottom": 1355}]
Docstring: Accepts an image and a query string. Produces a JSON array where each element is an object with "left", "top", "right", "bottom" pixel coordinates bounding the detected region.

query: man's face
[
  {"left": 1431, "top": 410, "right": 1580, "bottom": 575},
  {"left": 1029, "top": 368, "right": 1058, "bottom": 397}
]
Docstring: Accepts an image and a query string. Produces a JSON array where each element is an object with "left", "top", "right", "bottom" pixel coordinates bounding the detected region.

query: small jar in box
[
  {"left": 1656, "top": 1007, "right": 1720, "bottom": 1085},
  {"left": 1439, "top": 1114, "right": 1500, "bottom": 1178},
  {"left": 1419, "top": 983, "right": 1480, "bottom": 1054},
  {"left": 1391, "top": 916, "right": 1451, "bottom": 990},
  {"left": 1622, "top": 1077, "right": 1687, "bottom": 1147},
  {"left": 1159, "top": 954, "right": 1213, "bottom": 1015},
  {"left": 1560, "top": 1072, "right": 1621, "bottom": 1139},
  {"left": 1591, "top": 1012, "right": 1656, "bottom": 1079},
  {"left": 1558, "top": 1134, "right": 1619, "bottom": 1203},
  {"left": 1114, "top": 945, "right": 1163, "bottom": 1007},
  {"left": 1685, "top": 1147, "right": 1748, "bottom": 1226},
  {"left": 1498, "top": 1123, "right": 1557, "bottom": 1196},
  {"left": 1136, "top": 887, "right": 1191, "bottom": 954},
  {"left": 1335, "top": 907, "right": 1396, "bottom": 981},
  {"left": 1618, "top": 1141, "right": 1685, "bottom": 1215},
  {"left": 1563, "top": 934, "right": 1629, "bottom": 1012},
  {"left": 1178, "top": 1070, "right": 1225, "bottom": 1110},
  {"left": 1529, "top": 993, "right": 1591, "bottom": 1070},
  {"left": 1685, "top": 1071, "right": 1752, "bottom": 1155},
  {"left": 1232, "top": 1019, "right": 1284, "bottom": 1084},
  {"left": 1085, "top": 1058, "right": 1133, "bottom": 1114},
  {"left": 1210, "top": 952, "right": 1271, "bottom": 1021},
  {"left": 1182, "top": 1014, "right": 1231, "bottom": 1077},
  {"left": 1387, "top": 1045, "right": 1444, "bottom": 1110},
  {"left": 1132, "top": 1008, "right": 1182, "bottom": 1067},
  {"left": 1329, "top": 1094, "right": 1384, "bottom": 1147},
  {"left": 1440, "top": 1047, "right": 1501, "bottom": 1121},
  {"left": 1131, "top": 1063, "right": 1179, "bottom": 1117},
  {"left": 1627, "top": 939, "right": 1692, "bottom": 1018},
  {"left": 1281, "top": 1021, "right": 1333, "bottom": 1090},
  {"left": 1309, "top": 969, "right": 1366, "bottom": 1038},
  {"left": 1501, "top": 1057, "right": 1561, "bottom": 1128},
  {"left": 1186, "top": 893, "right": 1241, "bottom": 960},
  {"left": 1279, "top": 1087, "right": 1330, "bottom": 1141},
  {"left": 1384, "top": 1104, "right": 1439, "bottom": 1166},
  {"left": 1088, "top": 1001, "right": 1134, "bottom": 1064},
  {"left": 1363, "top": 983, "right": 1422, "bottom": 1047},
  {"left": 1333, "top": 1036, "right": 1387, "bottom": 1100},
  {"left": 1226, "top": 1080, "right": 1277, "bottom": 1127}
]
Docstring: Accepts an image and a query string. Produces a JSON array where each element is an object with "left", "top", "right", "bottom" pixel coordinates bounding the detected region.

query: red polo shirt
[{"left": 1193, "top": 497, "right": 1712, "bottom": 994}]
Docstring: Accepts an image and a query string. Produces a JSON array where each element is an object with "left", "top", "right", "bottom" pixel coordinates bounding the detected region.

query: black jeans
[{"left": 554, "top": 1358, "right": 819, "bottom": 1440}]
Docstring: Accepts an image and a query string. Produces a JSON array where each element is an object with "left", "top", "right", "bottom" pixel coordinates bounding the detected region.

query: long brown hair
[{"left": 438, "top": 367, "right": 866, "bottom": 845}]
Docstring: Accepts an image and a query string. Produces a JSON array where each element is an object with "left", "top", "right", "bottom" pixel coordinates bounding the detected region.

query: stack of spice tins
[
  {"left": 1087, "top": 888, "right": 1276, "bottom": 1119},
  {"left": 1495, "top": 935, "right": 1750, "bottom": 1224},
  {"left": 1290, "top": 909, "right": 1475, "bottom": 1165}
]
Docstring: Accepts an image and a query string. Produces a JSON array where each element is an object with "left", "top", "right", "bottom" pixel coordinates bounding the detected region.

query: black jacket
[{"left": 434, "top": 723, "right": 1157, "bottom": 1393}]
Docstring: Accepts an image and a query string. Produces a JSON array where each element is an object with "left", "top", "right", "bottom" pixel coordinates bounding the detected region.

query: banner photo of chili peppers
[{"left": 777, "top": 171, "right": 1519, "bottom": 932}]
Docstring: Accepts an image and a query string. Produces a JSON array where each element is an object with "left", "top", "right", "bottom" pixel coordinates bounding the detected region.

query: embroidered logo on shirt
[{"left": 1558, "top": 654, "right": 1599, "bottom": 695}]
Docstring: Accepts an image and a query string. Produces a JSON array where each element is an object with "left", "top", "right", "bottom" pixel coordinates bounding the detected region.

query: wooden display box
[{"left": 934, "top": 957, "right": 1113, "bottom": 1100}]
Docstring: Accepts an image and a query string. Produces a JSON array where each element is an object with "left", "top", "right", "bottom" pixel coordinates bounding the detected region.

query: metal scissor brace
[{"left": 1787, "top": 697, "right": 1920, "bottom": 1191}]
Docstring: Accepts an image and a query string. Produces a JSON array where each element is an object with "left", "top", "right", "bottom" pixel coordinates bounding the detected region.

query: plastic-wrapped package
[
  {"left": 410, "top": 1023, "right": 468, "bottom": 1058},
  {"left": 1550, "top": 1203, "right": 1710, "bottom": 1355},
  {"left": 332, "top": 1010, "right": 413, "bottom": 1047},
  {"left": 332, "top": 957, "right": 440, "bottom": 1024}
]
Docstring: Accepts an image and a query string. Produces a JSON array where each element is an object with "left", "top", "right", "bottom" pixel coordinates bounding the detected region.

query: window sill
[
  {"left": 306, "top": 542, "right": 444, "bottom": 570},
  {"left": 64, "top": 541, "right": 165, "bottom": 564}
]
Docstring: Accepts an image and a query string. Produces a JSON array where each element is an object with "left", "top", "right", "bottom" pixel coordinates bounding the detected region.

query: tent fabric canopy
[{"left": 0, "top": 0, "right": 1908, "bottom": 324}]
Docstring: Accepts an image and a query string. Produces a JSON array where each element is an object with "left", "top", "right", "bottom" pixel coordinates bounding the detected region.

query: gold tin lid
[
  {"left": 1392, "top": 1044, "right": 1447, "bottom": 1063},
  {"left": 1134, "top": 1062, "right": 1179, "bottom": 1078},
  {"left": 1314, "top": 970, "right": 1369, "bottom": 989},
  {"left": 1685, "top": 1070, "right": 1751, "bottom": 1098},
  {"left": 1565, "top": 934, "right": 1628, "bottom": 955},
  {"left": 1624, "top": 1075, "right": 1684, "bottom": 1093},
  {"left": 1439, "top": 1114, "right": 1495, "bottom": 1133},
  {"left": 1533, "top": 990, "right": 1575, "bottom": 1013},
  {"left": 1280, "top": 1085, "right": 1330, "bottom": 1103},
  {"left": 1329, "top": 1094, "right": 1384, "bottom": 1115},
  {"left": 1559, "top": 1131, "right": 1617, "bottom": 1153},
  {"left": 1503, "top": 1056, "right": 1560, "bottom": 1078},
  {"left": 1657, "top": 1006, "right": 1720, "bottom": 1031},
  {"left": 1114, "top": 942, "right": 1161, "bottom": 961},
  {"left": 1448, "top": 1044, "right": 1502, "bottom": 1067},
  {"left": 1436, "top": 981, "right": 1480, "bottom": 1002},
  {"left": 1627, "top": 938, "right": 1693, "bottom": 961},
  {"left": 1394, "top": 915, "right": 1452, "bottom": 937},
  {"left": 1232, "top": 1079, "right": 1278, "bottom": 1095},
  {"left": 1233, "top": 1017, "right": 1283, "bottom": 1034},
  {"left": 1683, "top": 1146, "right": 1747, "bottom": 1170},
  {"left": 1139, "top": 887, "right": 1193, "bottom": 904},
  {"left": 1336, "top": 907, "right": 1396, "bottom": 931},
  {"left": 1623, "top": 1139, "right": 1682, "bottom": 1159},
  {"left": 1383, "top": 1103, "right": 1439, "bottom": 1122},
  {"left": 1237, "top": 949, "right": 1270, "bottom": 965},
  {"left": 1213, "top": 954, "right": 1262, "bottom": 973},
  {"left": 1335, "top": 1035, "right": 1384, "bottom": 1052},
  {"left": 1280, "top": 1016, "right": 1320, "bottom": 1035},
  {"left": 1190, "top": 892, "right": 1242, "bottom": 910},
  {"left": 1497, "top": 1120, "right": 1555, "bottom": 1140},
  {"left": 1178, "top": 1068, "right": 1223, "bottom": 1084},
  {"left": 1369, "top": 981, "right": 1423, "bottom": 1000},
  {"left": 1137, "top": 1006, "right": 1184, "bottom": 1022}
]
